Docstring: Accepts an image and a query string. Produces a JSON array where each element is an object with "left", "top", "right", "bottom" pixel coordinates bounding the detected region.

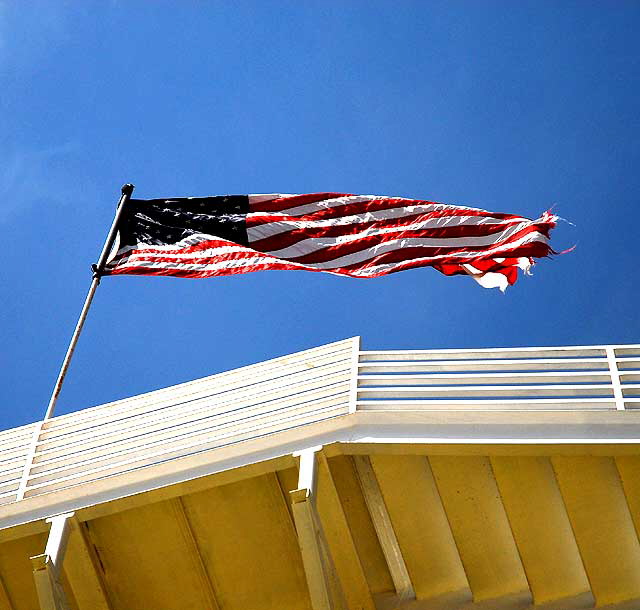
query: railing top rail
[{"left": 360, "top": 343, "right": 640, "bottom": 358}]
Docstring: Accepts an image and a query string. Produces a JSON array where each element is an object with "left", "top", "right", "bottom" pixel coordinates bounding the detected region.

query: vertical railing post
[
  {"left": 348, "top": 336, "right": 361, "bottom": 414},
  {"left": 606, "top": 346, "right": 625, "bottom": 411},
  {"left": 16, "top": 420, "right": 45, "bottom": 501}
]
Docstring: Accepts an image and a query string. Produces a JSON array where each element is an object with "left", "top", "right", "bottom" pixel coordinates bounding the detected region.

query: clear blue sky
[{"left": 1, "top": 1, "right": 638, "bottom": 430}]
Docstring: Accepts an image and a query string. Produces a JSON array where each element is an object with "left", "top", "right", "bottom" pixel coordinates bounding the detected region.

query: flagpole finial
[{"left": 122, "top": 183, "right": 135, "bottom": 196}]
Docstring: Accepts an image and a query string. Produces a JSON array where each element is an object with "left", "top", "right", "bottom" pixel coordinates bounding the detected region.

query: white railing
[
  {"left": 1, "top": 338, "right": 356, "bottom": 506},
  {"left": 0, "top": 340, "right": 638, "bottom": 508},
  {"left": 0, "top": 421, "right": 39, "bottom": 506},
  {"left": 357, "top": 344, "right": 640, "bottom": 411}
]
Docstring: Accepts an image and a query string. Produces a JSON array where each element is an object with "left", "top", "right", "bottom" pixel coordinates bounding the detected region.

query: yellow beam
[
  {"left": 428, "top": 456, "right": 529, "bottom": 603},
  {"left": 0, "top": 533, "right": 48, "bottom": 609},
  {"left": 169, "top": 499, "right": 220, "bottom": 610},
  {"left": 83, "top": 499, "right": 226, "bottom": 609},
  {"left": 490, "top": 456, "right": 591, "bottom": 605},
  {"left": 63, "top": 517, "right": 112, "bottom": 610},
  {"left": 30, "top": 554, "right": 68, "bottom": 610},
  {"left": 0, "top": 572, "right": 14, "bottom": 610},
  {"left": 322, "top": 456, "right": 394, "bottom": 595},
  {"left": 180, "top": 473, "right": 311, "bottom": 610},
  {"left": 291, "top": 496, "right": 334, "bottom": 610},
  {"left": 353, "top": 455, "right": 415, "bottom": 602},
  {"left": 552, "top": 456, "right": 640, "bottom": 606},
  {"left": 369, "top": 454, "right": 470, "bottom": 601},
  {"left": 316, "top": 453, "right": 376, "bottom": 610},
  {"left": 616, "top": 455, "right": 640, "bottom": 541}
]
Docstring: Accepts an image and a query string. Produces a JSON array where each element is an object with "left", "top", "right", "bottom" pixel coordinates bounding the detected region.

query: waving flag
[{"left": 104, "top": 193, "right": 557, "bottom": 290}]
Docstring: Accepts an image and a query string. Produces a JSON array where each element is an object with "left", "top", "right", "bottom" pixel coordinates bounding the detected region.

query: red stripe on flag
[{"left": 248, "top": 193, "right": 347, "bottom": 213}]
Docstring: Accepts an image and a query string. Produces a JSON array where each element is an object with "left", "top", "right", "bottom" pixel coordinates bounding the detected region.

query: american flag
[{"left": 104, "top": 193, "right": 557, "bottom": 290}]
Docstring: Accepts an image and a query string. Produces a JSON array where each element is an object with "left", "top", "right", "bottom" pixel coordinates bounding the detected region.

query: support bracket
[
  {"left": 290, "top": 446, "right": 345, "bottom": 610},
  {"left": 30, "top": 513, "right": 74, "bottom": 610}
]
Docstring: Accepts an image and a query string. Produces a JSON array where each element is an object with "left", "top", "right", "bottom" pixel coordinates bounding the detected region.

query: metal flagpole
[{"left": 43, "top": 183, "right": 135, "bottom": 420}]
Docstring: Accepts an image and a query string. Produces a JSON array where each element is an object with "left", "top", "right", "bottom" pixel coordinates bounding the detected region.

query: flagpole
[{"left": 43, "top": 183, "right": 135, "bottom": 420}]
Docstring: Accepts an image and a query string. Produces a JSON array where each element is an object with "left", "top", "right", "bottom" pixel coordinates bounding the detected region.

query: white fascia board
[{"left": 349, "top": 410, "right": 640, "bottom": 443}]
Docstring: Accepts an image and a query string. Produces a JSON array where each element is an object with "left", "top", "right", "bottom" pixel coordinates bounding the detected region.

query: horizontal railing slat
[
  {"left": 359, "top": 346, "right": 612, "bottom": 361},
  {"left": 0, "top": 422, "right": 37, "bottom": 442},
  {"left": 615, "top": 347, "right": 640, "bottom": 356},
  {"left": 357, "top": 398, "right": 616, "bottom": 411},
  {"left": 620, "top": 374, "right": 640, "bottom": 382},
  {"left": 0, "top": 427, "right": 39, "bottom": 453},
  {"left": 358, "top": 371, "right": 613, "bottom": 386},
  {"left": 358, "top": 357, "right": 613, "bottom": 373},
  {"left": 358, "top": 384, "right": 618, "bottom": 399},
  {"left": 617, "top": 358, "right": 640, "bottom": 370},
  {"left": 0, "top": 449, "right": 31, "bottom": 468},
  {"left": 0, "top": 477, "right": 22, "bottom": 495},
  {"left": 0, "top": 462, "right": 26, "bottom": 482},
  {"left": 0, "top": 493, "right": 18, "bottom": 506}
]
